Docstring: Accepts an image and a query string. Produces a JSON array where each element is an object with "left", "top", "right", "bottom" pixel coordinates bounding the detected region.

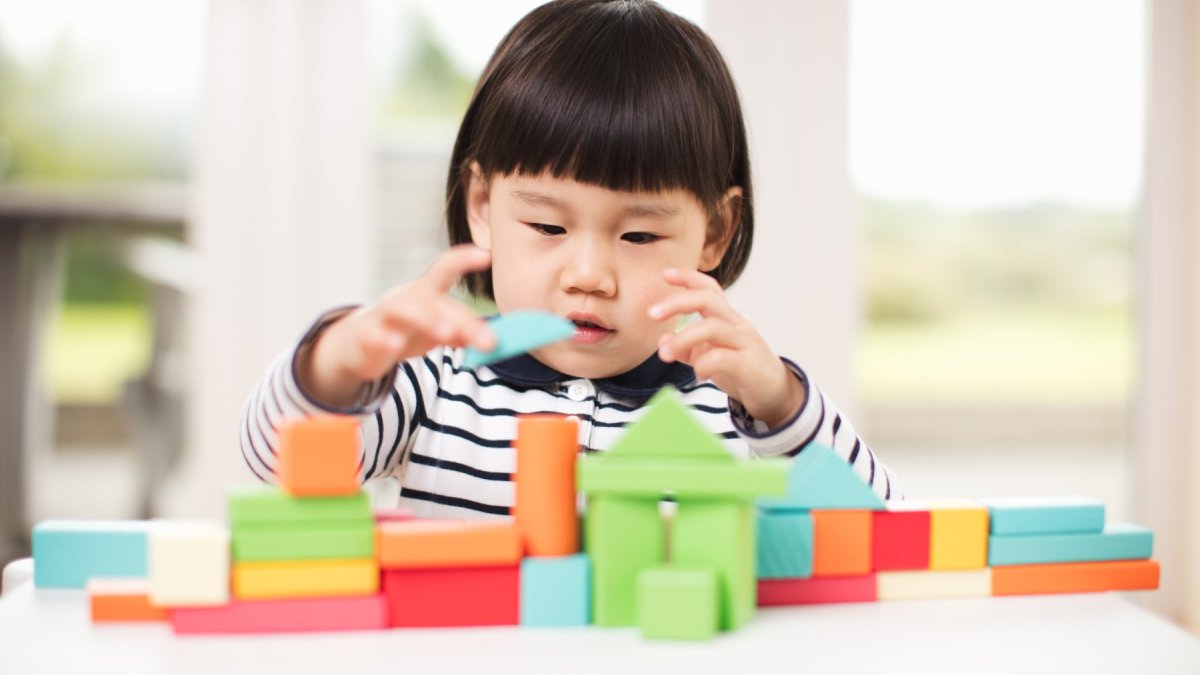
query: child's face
[{"left": 467, "top": 170, "right": 733, "bottom": 379}]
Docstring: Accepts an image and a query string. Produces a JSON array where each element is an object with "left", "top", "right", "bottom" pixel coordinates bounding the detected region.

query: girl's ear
[
  {"left": 466, "top": 161, "right": 493, "bottom": 250},
  {"left": 699, "top": 186, "right": 743, "bottom": 272}
]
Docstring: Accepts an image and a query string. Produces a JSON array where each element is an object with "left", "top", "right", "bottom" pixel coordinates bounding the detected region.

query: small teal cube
[
  {"left": 756, "top": 510, "right": 813, "bottom": 579},
  {"left": 32, "top": 520, "right": 150, "bottom": 588},
  {"left": 637, "top": 566, "right": 718, "bottom": 641},
  {"left": 521, "top": 554, "right": 590, "bottom": 627}
]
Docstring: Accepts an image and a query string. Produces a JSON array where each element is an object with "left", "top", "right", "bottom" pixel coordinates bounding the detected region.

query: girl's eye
[
  {"left": 622, "top": 232, "right": 661, "bottom": 245},
  {"left": 529, "top": 223, "right": 565, "bottom": 236}
]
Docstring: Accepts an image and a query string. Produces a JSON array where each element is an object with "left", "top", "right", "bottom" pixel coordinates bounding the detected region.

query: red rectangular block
[
  {"left": 872, "top": 507, "right": 931, "bottom": 571},
  {"left": 382, "top": 566, "right": 519, "bottom": 627},
  {"left": 758, "top": 575, "right": 877, "bottom": 606},
  {"left": 170, "top": 595, "right": 387, "bottom": 634}
]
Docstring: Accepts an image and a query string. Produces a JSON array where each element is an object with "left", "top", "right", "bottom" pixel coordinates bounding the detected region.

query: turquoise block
[
  {"left": 982, "top": 496, "right": 1105, "bottom": 535},
  {"left": 464, "top": 311, "right": 575, "bottom": 368},
  {"left": 521, "top": 554, "right": 591, "bottom": 627},
  {"left": 756, "top": 511, "right": 813, "bottom": 579},
  {"left": 759, "top": 444, "right": 885, "bottom": 511},
  {"left": 988, "top": 523, "right": 1153, "bottom": 566},
  {"left": 32, "top": 520, "right": 150, "bottom": 588}
]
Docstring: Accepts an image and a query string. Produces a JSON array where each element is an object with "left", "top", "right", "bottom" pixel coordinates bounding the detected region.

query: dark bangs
[{"left": 447, "top": 0, "right": 753, "bottom": 299}]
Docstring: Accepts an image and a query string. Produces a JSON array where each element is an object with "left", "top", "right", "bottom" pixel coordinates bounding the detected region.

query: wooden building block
[
  {"left": 988, "top": 523, "right": 1153, "bottom": 566},
  {"left": 925, "top": 499, "right": 989, "bottom": 570},
  {"left": 520, "top": 554, "right": 591, "bottom": 627},
  {"left": 381, "top": 566, "right": 519, "bottom": 627},
  {"left": 232, "top": 558, "right": 378, "bottom": 600},
  {"left": 992, "top": 559, "right": 1160, "bottom": 595},
  {"left": 376, "top": 520, "right": 520, "bottom": 568},
  {"left": 170, "top": 595, "right": 388, "bottom": 634},
  {"left": 514, "top": 415, "right": 580, "bottom": 556},
  {"left": 876, "top": 569, "right": 992, "bottom": 600},
  {"left": 760, "top": 444, "right": 886, "bottom": 511},
  {"left": 227, "top": 485, "right": 370, "bottom": 525},
  {"left": 812, "top": 510, "right": 872, "bottom": 577},
  {"left": 872, "top": 503, "right": 931, "bottom": 571},
  {"left": 277, "top": 415, "right": 359, "bottom": 496},
  {"left": 232, "top": 521, "right": 375, "bottom": 562},
  {"left": 372, "top": 507, "right": 415, "bottom": 522},
  {"left": 32, "top": 520, "right": 149, "bottom": 589},
  {"left": 672, "top": 499, "right": 756, "bottom": 630},
  {"left": 584, "top": 495, "right": 663, "bottom": 627},
  {"left": 605, "top": 387, "right": 734, "bottom": 462},
  {"left": 757, "top": 575, "right": 877, "bottom": 606},
  {"left": 463, "top": 310, "right": 575, "bottom": 368},
  {"left": 757, "top": 511, "right": 814, "bottom": 579},
  {"left": 577, "top": 457, "right": 789, "bottom": 499},
  {"left": 148, "top": 520, "right": 230, "bottom": 607},
  {"left": 88, "top": 578, "right": 168, "bottom": 622},
  {"left": 982, "top": 496, "right": 1105, "bottom": 535},
  {"left": 637, "top": 567, "right": 719, "bottom": 641}
]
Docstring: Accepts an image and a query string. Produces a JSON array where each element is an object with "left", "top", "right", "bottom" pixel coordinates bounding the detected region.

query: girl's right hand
[{"left": 299, "top": 245, "right": 496, "bottom": 408}]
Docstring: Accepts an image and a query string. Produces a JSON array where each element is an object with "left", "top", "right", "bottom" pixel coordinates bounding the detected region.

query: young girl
[{"left": 240, "top": 0, "right": 898, "bottom": 517}]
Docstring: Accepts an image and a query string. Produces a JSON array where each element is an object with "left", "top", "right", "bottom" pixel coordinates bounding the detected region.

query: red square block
[
  {"left": 872, "top": 507, "right": 931, "bottom": 571},
  {"left": 382, "top": 566, "right": 519, "bottom": 627},
  {"left": 757, "top": 575, "right": 877, "bottom": 606}
]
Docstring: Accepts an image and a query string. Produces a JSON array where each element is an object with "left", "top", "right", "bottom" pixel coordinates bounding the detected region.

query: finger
[
  {"left": 424, "top": 245, "right": 492, "bottom": 293},
  {"left": 648, "top": 289, "right": 735, "bottom": 323},
  {"left": 691, "top": 346, "right": 733, "bottom": 383},
  {"left": 658, "top": 319, "right": 742, "bottom": 363},
  {"left": 376, "top": 300, "right": 443, "bottom": 341},
  {"left": 431, "top": 298, "right": 496, "bottom": 351},
  {"left": 662, "top": 267, "right": 722, "bottom": 291}
]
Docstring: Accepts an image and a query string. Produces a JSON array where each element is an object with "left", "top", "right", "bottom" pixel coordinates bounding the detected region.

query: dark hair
[{"left": 446, "top": 0, "right": 753, "bottom": 299}]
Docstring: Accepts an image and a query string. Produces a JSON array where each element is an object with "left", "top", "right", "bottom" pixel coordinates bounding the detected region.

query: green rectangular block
[
  {"left": 227, "top": 485, "right": 371, "bottom": 525},
  {"left": 231, "top": 521, "right": 376, "bottom": 561},
  {"left": 756, "top": 511, "right": 814, "bottom": 579},
  {"left": 989, "top": 523, "right": 1153, "bottom": 566},
  {"left": 672, "top": 500, "right": 756, "bottom": 631},
  {"left": 982, "top": 496, "right": 1105, "bottom": 535},
  {"left": 637, "top": 566, "right": 719, "bottom": 641},
  {"left": 578, "top": 458, "right": 788, "bottom": 499},
  {"left": 584, "top": 496, "right": 663, "bottom": 627}
]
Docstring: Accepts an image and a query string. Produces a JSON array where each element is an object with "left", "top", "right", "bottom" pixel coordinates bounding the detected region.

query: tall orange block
[
  {"left": 514, "top": 415, "right": 580, "bottom": 556},
  {"left": 278, "top": 416, "right": 359, "bottom": 496},
  {"left": 812, "top": 510, "right": 872, "bottom": 576}
]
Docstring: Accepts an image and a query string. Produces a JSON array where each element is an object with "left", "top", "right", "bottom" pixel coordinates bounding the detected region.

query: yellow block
[
  {"left": 233, "top": 558, "right": 379, "bottom": 600},
  {"left": 922, "top": 499, "right": 989, "bottom": 570},
  {"left": 877, "top": 569, "right": 992, "bottom": 600}
]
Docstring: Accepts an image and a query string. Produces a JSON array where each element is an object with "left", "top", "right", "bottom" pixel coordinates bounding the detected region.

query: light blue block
[
  {"left": 32, "top": 520, "right": 150, "bottom": 588},
  {"left": 758, "top": 444, "right": 885, "bottom": 511},
  {"left": 756, "top": 511, "right": 813, "bottom": 579},
  {"left": 982, "top": 496, "right": 1105, "bottom": 535},
  {"left": 464, "top": 311, "right": 575, "bottom": 368},
  {"left": 521, "top": 554, "right": 591, "bottom": 627},
  {"left": 988, "top": 523, "right": 1153, "bottom": 566}
]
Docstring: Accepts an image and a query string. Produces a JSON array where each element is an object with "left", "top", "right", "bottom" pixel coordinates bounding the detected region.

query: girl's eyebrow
[{"left": 510, "top": 190, "right": 681, "bottom": 218}]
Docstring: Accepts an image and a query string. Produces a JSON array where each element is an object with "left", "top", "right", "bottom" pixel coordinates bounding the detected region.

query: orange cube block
[
  {"left": 377, "top": 520, "right": 522, "bottom": 569},
  {"left": 278, "top": 416, "right": 359, "bottom": 496},
  {"left": 812, "top": 510, "right": 872, "bottom": 576},
  {"left": 88, "top": 578, "right": 169, "bottom": 622},
  {"left": 992, "top": 559, "right": 1160, "bottom": 596}
]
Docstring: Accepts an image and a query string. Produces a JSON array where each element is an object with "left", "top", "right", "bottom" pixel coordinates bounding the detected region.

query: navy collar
[{"left": 487, "top": 351, "right": 697, "bottom": 402}]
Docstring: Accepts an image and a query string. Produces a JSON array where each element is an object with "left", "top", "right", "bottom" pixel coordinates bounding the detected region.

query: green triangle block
[
  {"left": 607, "top": 387, "right": 733, "bottom": 462},
  {"left": 463, "top": 310, "right": 575, "bottom": 368},
  {"left": 758, "top": 444, "right": 885, "bottom": 510}
]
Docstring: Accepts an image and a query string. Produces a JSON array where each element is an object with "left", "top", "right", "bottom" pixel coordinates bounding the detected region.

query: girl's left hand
[{"left": 648, "top": 268, "right": 806, "bottom": 429}]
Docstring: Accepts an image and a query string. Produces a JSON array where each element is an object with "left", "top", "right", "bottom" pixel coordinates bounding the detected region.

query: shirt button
[{"left": 566, "top": 382, "right": 590, "bottom": 401}]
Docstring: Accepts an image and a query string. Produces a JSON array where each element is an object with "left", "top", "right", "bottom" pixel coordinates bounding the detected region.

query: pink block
[
  {"left": 373, "top": 507, "right": 416, "bottom": 523},
  {"left": 170, "top": 595, "right": 388, "bottom": 634},
  {"left": 758, "top": 575, "right": 877, "bottom": 606}
]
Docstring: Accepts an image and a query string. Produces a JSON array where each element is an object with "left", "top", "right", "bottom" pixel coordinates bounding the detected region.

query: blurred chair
[{"left": 2, "top": 557, "right": 33, "bottom": 596}]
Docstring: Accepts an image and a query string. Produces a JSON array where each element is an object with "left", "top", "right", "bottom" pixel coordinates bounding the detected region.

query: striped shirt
[{"left": 240, "top": 309, "right": 900, "bottom": 519}]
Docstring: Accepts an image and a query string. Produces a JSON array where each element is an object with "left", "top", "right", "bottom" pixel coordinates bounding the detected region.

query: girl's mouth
[{"left": 569, "top": 319, "right": 614, "bottom": 345}]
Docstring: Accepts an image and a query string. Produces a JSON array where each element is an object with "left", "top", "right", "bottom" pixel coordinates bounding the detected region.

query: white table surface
[{"left": 2, "top": 581, "right": 1199, "bottom": 675}]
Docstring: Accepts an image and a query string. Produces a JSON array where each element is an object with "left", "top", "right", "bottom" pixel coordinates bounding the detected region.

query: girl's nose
[{"left": 560, "top": 247, "right": 617, "bottom": 297}]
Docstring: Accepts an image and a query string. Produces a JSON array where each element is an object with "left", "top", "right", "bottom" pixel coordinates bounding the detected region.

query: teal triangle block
[
  {"left": 759, "top": 444, "right": 885, "bottom": 510},
  {"left": 607, "top": 387, "right": 733, "bottom": 462},
  {"left": 463, "top": 310, "right": 575, "bottom": 368}
]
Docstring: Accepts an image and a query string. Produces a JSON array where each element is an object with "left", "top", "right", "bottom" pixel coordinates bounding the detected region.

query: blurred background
[{"left": 1, "top": 0, "right": 1196, "bottom": 634}]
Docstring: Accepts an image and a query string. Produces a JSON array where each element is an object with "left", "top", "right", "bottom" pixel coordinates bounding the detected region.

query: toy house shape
[
  {"left": 758, "top": 444, "right": 885, "bottom": 511},
  {"left": 577, "top": 387, "right": 788, "bottom": 631}
]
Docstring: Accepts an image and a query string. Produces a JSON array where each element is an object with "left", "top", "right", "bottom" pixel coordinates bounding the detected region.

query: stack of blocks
[{"left": 28, "top": 385, "right": 1161, "bottom": 641}]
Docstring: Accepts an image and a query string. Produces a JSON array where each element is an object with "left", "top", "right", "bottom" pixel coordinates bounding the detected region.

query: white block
[
  {"left": 877, "top": 569, "right": 992, "bottom": 600},
  {"left": 148, "top": 520, "right": 230, "bottom": 606}
]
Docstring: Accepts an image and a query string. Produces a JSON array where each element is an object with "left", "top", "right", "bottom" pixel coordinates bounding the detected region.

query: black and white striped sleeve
[
  {"left": 728, "top": 358, "right": 902, "bottom": 501},
  {"left": 237, "top": 308, "right": 441, "bottom": 486}
]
